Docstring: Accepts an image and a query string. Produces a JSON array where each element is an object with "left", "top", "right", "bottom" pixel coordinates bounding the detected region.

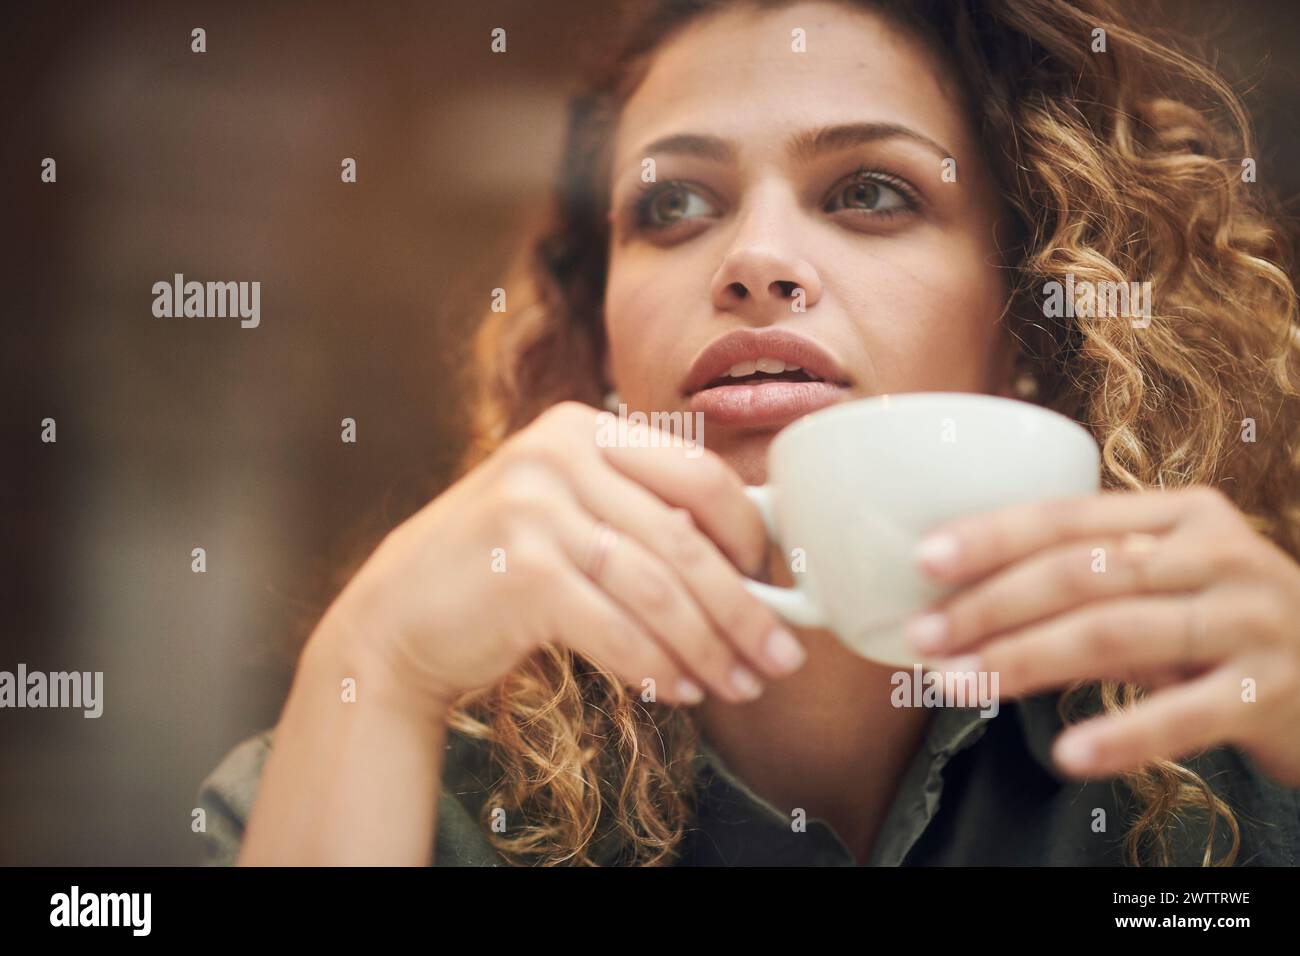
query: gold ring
[{"left": 585, "top": 522, "right": 618, "bottom": 582}]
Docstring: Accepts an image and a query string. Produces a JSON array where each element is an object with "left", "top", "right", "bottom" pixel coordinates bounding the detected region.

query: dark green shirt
[{"left": 196, "top": 688, "right": 1300, "bottom": 866}]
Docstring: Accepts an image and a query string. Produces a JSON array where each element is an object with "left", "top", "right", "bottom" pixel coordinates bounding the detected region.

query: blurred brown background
[{"left": 1, "top": 0, "right": 1297, "bottom": 865}]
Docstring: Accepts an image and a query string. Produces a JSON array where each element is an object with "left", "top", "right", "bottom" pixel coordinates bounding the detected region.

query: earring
[
  {"left": 1012, "top": 369, "right": 1039, "bottom": 400},
  {"left": 603, "top": 389, "right": 622, "bottom": 413}
]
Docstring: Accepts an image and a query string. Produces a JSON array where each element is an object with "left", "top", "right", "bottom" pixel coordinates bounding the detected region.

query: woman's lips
[{"left": 688, "top": 379, "right": 851, "bottom": 428}]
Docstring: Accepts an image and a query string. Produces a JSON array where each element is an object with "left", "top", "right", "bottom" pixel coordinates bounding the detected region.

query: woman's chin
[{"left": 714, "top": 431, "right": 778, "bottom": 486}]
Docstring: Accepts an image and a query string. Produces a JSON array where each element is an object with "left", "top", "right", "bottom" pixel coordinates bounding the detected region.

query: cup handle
[{"left": 741, "top": 485, "right": 828, "bottom": 629}]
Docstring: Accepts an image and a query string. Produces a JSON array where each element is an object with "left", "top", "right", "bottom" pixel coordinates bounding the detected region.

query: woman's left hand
[{"left": 905, "top": 485, "right": 1300, "bottom": 787}]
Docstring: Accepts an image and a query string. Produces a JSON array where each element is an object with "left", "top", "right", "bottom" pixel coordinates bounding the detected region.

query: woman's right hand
[{"left": 319, "top": 400, "right": 808, "bottom": 713}]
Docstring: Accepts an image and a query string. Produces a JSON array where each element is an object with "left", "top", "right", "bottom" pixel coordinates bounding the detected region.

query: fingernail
[
  {"left": 1054, "top": 733, "right": 1096, "bottom": 770},
  {"left": 915, "top": 533, "right": 959, "bottom": 574},
  {"left": 907, "top": 612, "right": 949, "bottom": 651},
  {"left": 676, "top": 678, "right": 705, "bottom": 704},
  {"left": 730, "top": 665, "right": 764, "bottom": 700},
  {"left": 765, "top": 628, "right": 807, "bottom": 672}
]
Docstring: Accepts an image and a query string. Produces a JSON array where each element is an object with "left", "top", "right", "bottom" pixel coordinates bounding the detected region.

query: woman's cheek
[
  {"left": 895, "top": 238, "right": 1008, "bottom": 384},
  {"left": 847, "top": 286, "right": 1005, "bottom": 392},
  {"left": 604, "top": 277, "right": 686, "bottom": 407}
]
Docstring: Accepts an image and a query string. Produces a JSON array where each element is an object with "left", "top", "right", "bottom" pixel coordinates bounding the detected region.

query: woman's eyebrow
[
  {"left": 789, "top": 122, "right": 953, "bottom": 163},
  {"left": 625, "top": 122, "right": 953, "bottom": 168}
]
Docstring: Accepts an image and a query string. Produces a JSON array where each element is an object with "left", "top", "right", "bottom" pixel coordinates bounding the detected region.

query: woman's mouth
[
  {"left": 689, "top": 372, "right": 851, "bottom": 428},
  {"left": 683, "top": 331, "right": 854, "bottom": 429}
]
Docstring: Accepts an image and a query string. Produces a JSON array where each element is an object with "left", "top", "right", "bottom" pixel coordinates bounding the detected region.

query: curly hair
[{"left": 442, "top": 0, "right": 1300, "bottom": 866}]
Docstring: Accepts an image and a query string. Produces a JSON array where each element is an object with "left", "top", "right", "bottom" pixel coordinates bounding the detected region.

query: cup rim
[{"left": 770, "top": 390, "right": 1096, "bottom": 460}]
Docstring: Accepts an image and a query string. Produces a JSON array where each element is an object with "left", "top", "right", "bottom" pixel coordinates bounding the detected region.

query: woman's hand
[
  {"left": 904, "top": 486, "right": 1300, "bottom": 787},
  {"left": 324, "top": 400, "right": 806, "bottom": 714}
]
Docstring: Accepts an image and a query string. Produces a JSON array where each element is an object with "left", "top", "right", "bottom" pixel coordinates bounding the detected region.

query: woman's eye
[
  {"left": 634, "top": 182, "right": 717, "bottom": 230},
  {"left": 629, "top": 171, "right": 916, "bottom": 236},
  {"left": 826, "top": 173, "right": 914, "bottom": 217}
]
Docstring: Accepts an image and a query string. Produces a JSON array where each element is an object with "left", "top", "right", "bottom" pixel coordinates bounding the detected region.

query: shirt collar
[{"left": 692, "top": 688, "right": 1075, "bottom": 814}]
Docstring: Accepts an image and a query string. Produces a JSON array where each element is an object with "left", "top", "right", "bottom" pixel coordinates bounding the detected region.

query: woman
[{"left": 199, "top": 0, "right": 1300, "bottom": 866}]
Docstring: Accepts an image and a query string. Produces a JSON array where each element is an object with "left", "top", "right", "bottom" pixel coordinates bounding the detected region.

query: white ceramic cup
[{"left": 741, "top": 392, "right": 1101, "bottom": 666}]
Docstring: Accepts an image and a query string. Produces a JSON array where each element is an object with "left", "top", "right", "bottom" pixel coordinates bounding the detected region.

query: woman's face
[{"left": 603, "top": 0, "right": 1018, "bottom": 484}]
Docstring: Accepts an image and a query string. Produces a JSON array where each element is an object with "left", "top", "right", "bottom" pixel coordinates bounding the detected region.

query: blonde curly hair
[{"left": 442, "top": 0, "right": 1300, "bottom": 866}]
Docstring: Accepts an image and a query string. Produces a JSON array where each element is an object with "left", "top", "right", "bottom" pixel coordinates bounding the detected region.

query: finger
[
  {"left": 914, "top": 486, "right": 1227, "bottom": 586},
  {"left": 942, "top": 595, "right": 1230, "bottom": 700},
  {"left": 909, "top": 531, "right": 1211, "bottom": 656},
  {"left": 597, "top": 438, "right": 768, "bottom": 579},
  {"left": 1049, "top": 663, "right": 1248, "bottom": 779},
  {"left": 566, "top": 460, "right": 806, "bottom": 679},
  {"left": 542, "top": 496, "right": 767, "bottom": 704},
  {"left": 552, "top": 564, "right": 709, "bottom": 707},
  {"left": 587, "top": 520, "right": 769, "bottom": 703}
]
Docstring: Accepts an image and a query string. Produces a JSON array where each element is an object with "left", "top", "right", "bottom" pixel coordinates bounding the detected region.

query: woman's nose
[{"left": 710, "top": 203, "right": 823, "bottom": 322}]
